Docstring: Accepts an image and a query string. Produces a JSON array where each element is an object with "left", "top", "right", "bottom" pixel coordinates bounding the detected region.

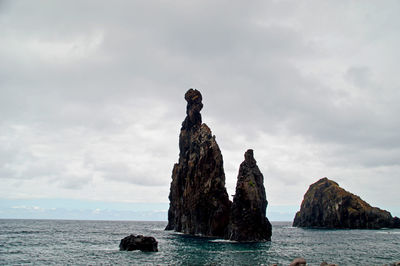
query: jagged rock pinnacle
[
  {"left": 166, "top": 90, "right": 273, "bottom": 241},
  {"left": 166, "top": 89, "right": 231, "bottom": 237},
  {"left": 182, "top": 89, "right": 203, "bottom": 129},
  {"left": 228, "top": 149, "right": 272, "bottom": 241},
  {"left": 244, "top": 149, "right": 257, "bottom": 167}
]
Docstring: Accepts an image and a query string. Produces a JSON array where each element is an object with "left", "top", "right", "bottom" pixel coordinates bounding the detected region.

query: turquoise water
[{"left": 0, "top": 219, "right": 399, "bottom": 265}]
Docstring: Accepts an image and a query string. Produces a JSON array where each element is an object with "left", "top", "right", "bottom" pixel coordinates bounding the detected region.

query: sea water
[{"left": 0, "top": 219, "right": 399, "bottom": 265}]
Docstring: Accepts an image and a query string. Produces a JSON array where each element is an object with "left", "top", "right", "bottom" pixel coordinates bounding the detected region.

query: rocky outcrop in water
[
  {"left": 293, "top": 177, "right": 400, "bottom": 229},
  {"left": 166, "top": 89, "right": 272, "bottom": 240},
  {"left": 227, "top": 149, "right": 272, "bottom": 241},
  {"left": 119, "top": 234, "right": 158, "bottom": 252},
  {"left": 165, "top": 89, "right": 231, "bottom": 237},
  {"left": 393, "top": 217, "right": 400, "bottom": 228},
  {"left": 289, "top": 257, "right": 307, "bottom": 266},
  {"left": 320, "top": 262, "right": 338, "bottom": 266}
]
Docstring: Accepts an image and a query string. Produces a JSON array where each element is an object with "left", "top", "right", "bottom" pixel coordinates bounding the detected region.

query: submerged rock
[
  {"left": 293, "top": 177, "right": 400, "bottom": 229},
  {"left": 119, "top": 234, "right": 158, "bottom": 252},
  {"left": 228, "top": 149, "right": 272, "bottom": 241},
  {"left": 320, "top": 262, "right": 338, "bottom": 266},
  {"left": 290, "top": 257, "right": 307, "bottom": 266},
  {"left": 165, "top": 89, "right": 231, "bottom": 237}
]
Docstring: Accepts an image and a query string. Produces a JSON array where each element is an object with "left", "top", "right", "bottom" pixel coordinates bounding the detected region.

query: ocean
[{"left": 0, "top": 219, "right": 399, "bottom": 265}]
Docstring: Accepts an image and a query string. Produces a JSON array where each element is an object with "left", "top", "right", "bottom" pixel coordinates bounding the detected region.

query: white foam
[
  {"left": 376, "top": 231, "right": 400, "bottom": 234},
  {"left": 209, "top": 239, "right": 238, "bottom": 243}
]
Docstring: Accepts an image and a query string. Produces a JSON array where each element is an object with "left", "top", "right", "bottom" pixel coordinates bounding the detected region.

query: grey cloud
[
  {"left": 0, "top": 0, "right": 399, "bottom": 208},
  {"left": 344, "top": 66, "right": 372, "bottom": 88},
  {"left": 54, "top": 174, "right": 92, "bottom": 190},
  {"left": 92, "top": 161, "right": 169, "bottom": 187}
]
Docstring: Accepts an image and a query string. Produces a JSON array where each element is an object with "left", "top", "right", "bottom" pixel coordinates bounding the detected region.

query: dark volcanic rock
[
  {"left": 290, "top": 257, "right": 307, "bottom": 266},
  {"left": 165, "top": 89, "right": 231, "bottom": 237},
  {"left": 393, "top": 217, "right": 400, "bottom": 228},
  {"left": 293, "top": 177, "right": 400, "bottom": 229},
  {"left": 166, "top": 89, "right": 274, "bottom": 241},
  {"left": 119, "top": 234, "right": 158, "bottom": 252},
  {"left": 320, "top": 262, "right": 338, "bottom": 266},
  {"left": 228, "top": 149, "right": 272, "bottom": 241}
]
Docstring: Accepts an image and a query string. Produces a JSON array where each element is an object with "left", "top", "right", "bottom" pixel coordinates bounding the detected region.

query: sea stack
[
  {"left": 293, "top": 177, "right": 400, "bottom": 229},
  {"left": 166, "top": 89, "right": 273, "bottom": 240},
  {"left": 165, "top": 89, "right": 231, "bottom": 237},
  {"left": 228, "top": 149, "right": 272, "bottom": 241}
]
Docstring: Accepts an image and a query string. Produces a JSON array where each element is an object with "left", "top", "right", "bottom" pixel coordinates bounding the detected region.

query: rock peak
[
  {"left": 313, "top": 177, "right": 339, "bottom": 187},
  {"left": 244, "top": 149, "right": 257, "bottom": 167},
  {"left": 184, "top": 88, "right": 202, "bottom": 105},
  {"left": 183, "top": 89, "right": 203, "bottom": 129},
  {"left": 228, "top": 149, "right": 272, "bottom": 241},
  {"left": 319, "top": 177, "right": 329, "bottom": 182}
]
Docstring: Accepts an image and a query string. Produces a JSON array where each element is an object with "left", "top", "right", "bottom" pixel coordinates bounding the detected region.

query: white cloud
[
  {"left": 11, "top": 205, "right": 45, "bottom": 212},
  {"left": 1, "top": 30, "right": 105, "bottom": 65}
]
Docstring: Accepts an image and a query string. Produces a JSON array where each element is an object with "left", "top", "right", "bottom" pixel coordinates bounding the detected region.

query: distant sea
[{"left": 0, "top": 219, "right": 399, "bottom": 265}]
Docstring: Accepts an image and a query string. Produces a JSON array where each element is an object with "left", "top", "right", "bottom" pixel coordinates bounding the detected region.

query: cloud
[
  {"left": 11, "top": 205, "right": 45, "bottom": 212},
  {"left": 0, "top": 0, "right": 399, "bottom": 217},
  {"left": 1, "top": 199, "right": 170, "bottom": 220}
]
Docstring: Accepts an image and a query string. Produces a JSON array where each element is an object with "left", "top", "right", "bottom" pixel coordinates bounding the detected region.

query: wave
[
  {"left": 209, "top": 239, "right": 238, "bottom": 243},
  {"left": 376, "top": 231, "right": 400, "bottom": 234}
]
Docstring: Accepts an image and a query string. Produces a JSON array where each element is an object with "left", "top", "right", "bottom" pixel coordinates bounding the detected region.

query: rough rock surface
[
  {"left": 293, "top": 177, "right": 400, "bottom": 229},
  {"left": 290, "top": 257, "right": 307, "bottom": 266},
  {"left": 119, "top": 234, "right": 158, "bottom": 252},
  {"left": 227, "top": 149, "right": 272, "bottom": 241},
  {"left": 320, "top": 262, "right": 338, "bottom": 266},
  {"left": 165, "top": 89, "right": 231, "bottom": 237},
  {"left": 393, "top": 217, "right": 400, "bottom": 228}
]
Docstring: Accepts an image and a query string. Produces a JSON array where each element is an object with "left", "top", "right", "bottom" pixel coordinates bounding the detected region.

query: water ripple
[{"left": 0, "top": 220, "right": 399, "bottom": 265}]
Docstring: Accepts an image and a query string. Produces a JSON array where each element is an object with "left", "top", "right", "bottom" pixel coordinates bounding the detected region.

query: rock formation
[
  {"left": 293, "top": 177, "right": 400, "bottom": 229},
  {"left": 119, "top": 235, "right": 158, "bottom": 252},
  {"left": 165, "top": 89, "right": 231, "bottom": 237},
  {"left": 227, "top": 149, "right": 272, "bottom": 241},
  {"left": 289, "top": 257, "right": 307, "bottom": 266},
  {"left": 320, "top": 262, "right": 338, "bottom": 266},
  {"left": 166, "top": 89, "right": 272, "bottom": 240}
]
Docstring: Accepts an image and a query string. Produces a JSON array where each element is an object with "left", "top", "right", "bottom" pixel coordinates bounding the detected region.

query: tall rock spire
[
  {"left": 228, "top": 149, "right": 272, "bottom": 241},
  {"left": 166, "top": 89, "right": 231, "bottom": 237},
  {"left": 166, "top": 89, "right": 272, "bottom": 241},
  {"left": 182, "top": 89, "right": 203, "bottom": 129}
]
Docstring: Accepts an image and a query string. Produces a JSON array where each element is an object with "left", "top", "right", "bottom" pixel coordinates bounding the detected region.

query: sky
[{"left": 1, "top": 0, "right": 400, "bottom": 221}]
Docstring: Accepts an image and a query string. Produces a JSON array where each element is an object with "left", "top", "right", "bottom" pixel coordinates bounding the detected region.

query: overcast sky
[{"left": 1, "top": 0, "right": 400, "bottom": 220}]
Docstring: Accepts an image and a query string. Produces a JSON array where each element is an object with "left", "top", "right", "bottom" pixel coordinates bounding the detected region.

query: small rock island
[
  {"left": 119, "top": 234, "right": 158, "bottom": 252},
  {"left": 166, "top": 89, "right": 272, "bottom": 241},
  {"left": 228, "top": 149, "right": 272, "bottom": 241},
  {"left": 293, "top": 177, "right": 400, "bottom": 229}
]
